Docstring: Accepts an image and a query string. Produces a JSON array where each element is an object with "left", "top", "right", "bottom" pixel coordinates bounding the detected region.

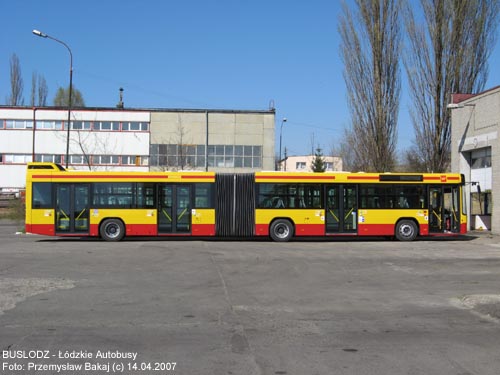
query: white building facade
[
  {"left": 0, "top": 106, "right": 275, "bottom": 191},
  {"left": 278, "top": 155, "right": 343, "bottom": 172}
]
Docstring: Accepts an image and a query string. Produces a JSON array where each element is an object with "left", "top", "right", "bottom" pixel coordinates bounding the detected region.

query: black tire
[
  {"left": 395, "top": 220, "right": 418, "bottom": 242},
  {"left": 100, "top": 219, "right": 125, "bottom": 241},
  {"left": 270, "top": 219, "right": 294, "bottom": 242}
]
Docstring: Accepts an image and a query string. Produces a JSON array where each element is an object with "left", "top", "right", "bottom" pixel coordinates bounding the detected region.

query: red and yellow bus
[{"left": 25, "top": 162, "right": 467, "bottom": 241}]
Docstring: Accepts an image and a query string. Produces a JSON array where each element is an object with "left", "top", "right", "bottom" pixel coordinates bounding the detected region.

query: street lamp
[
  {"left": 33, "top": 29, "right": 73, "bottom": 168},
  {"left": 278, "top": 118, "right": 287, "bottom": 171}
]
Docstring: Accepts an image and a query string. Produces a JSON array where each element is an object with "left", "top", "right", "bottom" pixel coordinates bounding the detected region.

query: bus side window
[
  {"left": 273, "top": 197, "right": 285, "bottom": 208},
  {"left": 398, "top": 194, "right": 409, "bottom": 208}
]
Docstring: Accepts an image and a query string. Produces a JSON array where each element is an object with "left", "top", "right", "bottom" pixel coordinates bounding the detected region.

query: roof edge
[
  {"left": 0, "top": 105, "right": 276, "bottom": 115},
  {"left": 451, "top": 85, "right": 500, "bottom": 103}
]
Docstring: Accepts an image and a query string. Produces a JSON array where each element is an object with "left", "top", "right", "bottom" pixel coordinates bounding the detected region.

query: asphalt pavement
[{"left": 1, "top": 223, "right": 500, "bottom": 375}]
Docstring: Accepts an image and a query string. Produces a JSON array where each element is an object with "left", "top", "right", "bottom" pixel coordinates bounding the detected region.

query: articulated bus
[{"left": 25, "top": 162, "right": 467, "bottom": 242}]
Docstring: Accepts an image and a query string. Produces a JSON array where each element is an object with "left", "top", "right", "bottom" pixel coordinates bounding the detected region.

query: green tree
[
  {"left": 53, "top": 86, "right": 85, "bottom": 107},
  {"left": 311, "top": 147, "right": 326, "bottom": 172}
]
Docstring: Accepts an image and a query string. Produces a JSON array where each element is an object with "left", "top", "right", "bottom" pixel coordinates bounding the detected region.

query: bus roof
[{"left": 26, "top": 163, "right": 464, "bottom": 185}]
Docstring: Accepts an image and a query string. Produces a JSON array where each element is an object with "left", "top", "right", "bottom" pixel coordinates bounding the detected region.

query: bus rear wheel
[
  {"left": 100, "top": 219, "right": 125, "bottom": 241},
  {"left": 395, "top": 220, "right": 418, "bottom": 242},
  {"left": 270, "top": 219, "right": 294, "bottom": 242}
]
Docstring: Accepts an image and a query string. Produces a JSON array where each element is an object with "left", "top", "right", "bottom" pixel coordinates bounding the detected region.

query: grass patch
[{"left": 0, "top": 198, "right": 25, "bottom": 221}]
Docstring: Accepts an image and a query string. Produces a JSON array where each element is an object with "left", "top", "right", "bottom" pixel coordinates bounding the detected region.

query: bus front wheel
[
  {"left": 395, "top": 220, "right": 418, "bottom": 242},
  {"left": 270, "top": 219, "right": 294, "bottom": 242},
  {"left": 100, "top": 219, "right": 125, "bottom": 241}
]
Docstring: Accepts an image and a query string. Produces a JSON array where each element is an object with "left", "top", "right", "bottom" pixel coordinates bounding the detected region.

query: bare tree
[
  {"left": 30, "top": 72, "right": 48, "bottom": 106},
  {"left": 30, "top": 73, "right": 36, "bottom": 107},
  {"left": 338, "top": 127, "right": 363, "bottom": 171},
  {"left": 156, "top": 120, "right": 194, "bottom": 171},
  {"left": 7, "top": 53, "right": 24, "bottom": 106},
  {"left": 399, "top": 146, "right": 428, "bottom": 172},
  {"left": 339, "top": 0, "right": 402, "bottom": 172},
  {"left": 404, "top": 0, "right": 500, "bottom": 172},
  {"left": 38, "top": 74, "right": 48, "bottom": 106}
]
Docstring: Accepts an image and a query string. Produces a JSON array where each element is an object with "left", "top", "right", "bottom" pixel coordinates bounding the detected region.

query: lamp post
[
  {"left": 33, "top": 29, "right": 73, "bottom": 168},
  {"left": 32, "top": 107, "right": 37, "bottom": 161},
  {"left": 278, "top": 118, "right": 287, "bottom": 171}
]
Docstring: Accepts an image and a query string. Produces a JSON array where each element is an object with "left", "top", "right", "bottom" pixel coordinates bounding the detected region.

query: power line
[
  {"left": 77, "top": 69, "right": 215, "bottom": 108},
  {"left": 286, "top": 119, "right": 344, "bottom": 133}
]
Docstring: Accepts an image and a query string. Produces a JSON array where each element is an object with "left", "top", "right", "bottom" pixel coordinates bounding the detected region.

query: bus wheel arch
[
  {"left": 99, "top": 218, "right": 126, "bottom": 241},
  {"left": 395, "top": 218, "right": 419, "bottom": 242},
  {"left": 269, "top": 218, "right": 295, "bottom": 242}
]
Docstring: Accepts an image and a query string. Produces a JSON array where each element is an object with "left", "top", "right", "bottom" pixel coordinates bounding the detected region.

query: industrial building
[
  {"left": 450, "top": 86, "right": 499, "bottom": 232},
  {"left": 0, "top": 106, "right": 275, "bottom": 191}
]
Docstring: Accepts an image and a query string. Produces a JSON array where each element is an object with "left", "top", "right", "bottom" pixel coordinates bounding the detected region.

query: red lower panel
[
  {"left": 255, "top": 224, "right": 269, "bottom": 236},
  {"left": 126, "top": 224, "right": 158, "bottom": 236},
  {"left": 295, "top": 224, "right": 325, "bottom": 236},
  {"left": 26, "top": 224, "right": 55, "bottom": 236},
  {"left": 358, "top": 224, "right": 394, "bottom": 236},
  {"left": 359, "top": 223, "right": 429, "bottom": 236},
  {"left": 256, "top": 223, "right": 325, "bottom": 237},
  {"left": 93, "top": 223, "right": 160, "bottom": 237},
  {"left": 91, "top": 223, "right": 215, "bottom": 237},
  {"left": 461, "top": 223, "right": 467, "bottom": 234},
  {"left": 192, "top": 224, "right": 215, "bottom": 236},
  {"left": 92, "top": 223, "right": 158, "bottom": 237}
]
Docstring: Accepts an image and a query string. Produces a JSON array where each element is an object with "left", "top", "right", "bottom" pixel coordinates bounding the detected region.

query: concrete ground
[{"left": 1, "top": 222, "right": 500, "bottom": 375}]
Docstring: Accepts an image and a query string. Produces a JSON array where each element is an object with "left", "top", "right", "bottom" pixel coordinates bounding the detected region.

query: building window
[
  {"left": 35, "top": 154, "right": 62, "bottom": 164},
  {"left": 35, "top": 120, "right": 63, "bottom": 130},
  {"left": 5, "top": 120, "right": 34, "bottom": 129},
  {"left": 70, "top": 155, "right": 90, "bottom": 165},
  {"left": 94, "top": 121, "right": 119, "bottom": 131},
  {"left": 93, "top": 155, "right": 120, "bottom": 165},
  {"left": 122, "top": 122, "right": 149, "bottom": 131},
  {"left": 296, "top": 162, "right": 306, "bottom": 170},
  {"left": 471, "top": 191, "right": 492, "bottom": 215},
  {"left": 150, "top": 144, "right": 262, "bottom": 169},
  {"left": 71, "top": 121, "right": 92, "bottom": 130},
  {"left": 140, "top": 156, "right": 149, "bottom": 166},
  {"left": 122, "top": 155, "right": 137, "bottom": 165},
  {"left": 4, "top": 154, "right": 31, "bottom": 163},
  {"left": 471, "top": 148, "right": 491, "bottom": 169}
]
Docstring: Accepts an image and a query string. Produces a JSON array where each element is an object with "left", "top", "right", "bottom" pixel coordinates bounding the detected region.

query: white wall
[
  {"left": 1, "top": 165, "right": 27, "bottom": 190},
  {"left": 0, "top": 107, "right": 152, "bottom": 189}
]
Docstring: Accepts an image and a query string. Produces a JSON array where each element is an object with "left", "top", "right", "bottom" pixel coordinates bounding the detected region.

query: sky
[{"left": 1, "top": 0, "right": 500, "bottom": 159}]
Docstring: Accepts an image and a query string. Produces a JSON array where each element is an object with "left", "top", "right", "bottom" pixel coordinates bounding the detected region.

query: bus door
[
  {"left": 55, "top": 184, "right": 90, "bottom": 234},
  {"left": 158, "top": 185, "right": 191, "bottom": 234},
  {"left": 325, "top": 185, "right": 358, "bottom": 234},
  {"left": 429, "top": 185, "right": 460, "bottom": 233}
]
